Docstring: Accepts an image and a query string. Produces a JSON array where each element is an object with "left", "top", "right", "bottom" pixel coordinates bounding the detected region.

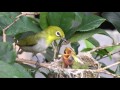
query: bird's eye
[{"left": 56, "top": 31, "right": 61, "bottom": 37}]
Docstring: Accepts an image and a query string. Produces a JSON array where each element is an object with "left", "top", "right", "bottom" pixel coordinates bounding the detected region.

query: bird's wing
[{"left": 17, "top": 35, "right": 38, "bottom": 46}]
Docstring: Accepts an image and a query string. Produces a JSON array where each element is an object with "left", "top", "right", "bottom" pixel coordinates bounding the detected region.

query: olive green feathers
[{"left": 17, "top": 26, "right": 65, "bottom": 53}]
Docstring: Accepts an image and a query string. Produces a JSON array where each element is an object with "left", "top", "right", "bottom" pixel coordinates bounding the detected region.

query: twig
[
  {"left": 52, "top": 41, "right": 58, "bottom": 60},
  {"left": 16, "top": 58, "right": 120, "bottom": 73},
  {"left": 16, "top": 58, "right": 98, "bottom": 78},
  {"left": 89, "top": 42, "right": 120, "bottom": 53},
  {"left": 16, "top": 58, "right": 120, "bottom": 78},
  {"left": 16, "top": 58, "right": 50, "bottom": 68},
  {"left": 102, "top": 71, "right": 120, "bottom": 78},
  {"left": 95, "top": 61, "right": 120, "bottom": 72},
  {"left": 92, "top": 61, "right": 120, "bottom": 78},
  {"left": 2, "top": 12, "right": 39, "bottom": 42},
  {"left": 2, "top": 17, "right": 20, "bottom": 42},
  {"left": 97, "top": 50, "right": 120, "bottom": 60},
  {"left": 2, "top": 13, "right": 22, "bottom": 42}
]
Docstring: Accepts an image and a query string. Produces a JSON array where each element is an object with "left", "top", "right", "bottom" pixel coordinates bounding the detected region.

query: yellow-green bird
[{"left": 17, "top": 26, "right": 65, "bottom": 61}]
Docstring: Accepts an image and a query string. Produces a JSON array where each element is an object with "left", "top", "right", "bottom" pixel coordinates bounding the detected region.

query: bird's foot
[
  {"left": 35, "top": 60, "right": 41, "bottom": 68},
  {"left": 17, "top": 48, "right": 23, "bottom": 54}
]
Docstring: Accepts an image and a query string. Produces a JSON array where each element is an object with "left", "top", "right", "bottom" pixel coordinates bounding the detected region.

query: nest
[
  {"left": 46, "top": 58, "right": 100, "bottom": 78},
  {"left": 16, "top": 47, "right": 101, "bottom": 78},
  {"left": 45, "top": 48, "right": 101, "bottom": 78}
]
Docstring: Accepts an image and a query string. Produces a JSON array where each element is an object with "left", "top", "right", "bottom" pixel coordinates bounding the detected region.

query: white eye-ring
[{"left": 56, "top": 31, "right": 61, "bottom": 37}]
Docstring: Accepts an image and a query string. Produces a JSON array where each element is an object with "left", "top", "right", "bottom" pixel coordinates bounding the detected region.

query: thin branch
[
  {"left": 102, "top": 71, "right": 120, "bottom": 78},
  {"left": 16, "top": 58, "right": 50, "bottom": 69},
  {"left": 95, "top": 61, "right": 120, "bottom": 72},
  {"left": 2, "top": 12, "right": 39, "bottom": 42},
  {"left": 2, "top": 13, "right": 22, "bottom": 42},
  {"left": 89, "top": 42, "right": 120, "bottom": 53},
  {"left": 2, "top": 17, "right": 20, "bottom": 42},
  {"left": 92, "top": 61, "right": 120, "bottom": 78},
  {"left": 97, "top": 50, "right": 120, "bottom": 60},
  {"left": 16, "top": 58, "right": 98, "bottom": 78},
  {"left": 16, "top": 58, "right": 120, "bottom": 73},
  {"left": 16, "top": 58, "right": 120, "bottom": 78}
]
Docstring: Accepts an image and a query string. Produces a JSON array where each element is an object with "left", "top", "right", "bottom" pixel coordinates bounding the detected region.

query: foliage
[{"left": 0, "top": 12, "right": 120, "bottom": 78}]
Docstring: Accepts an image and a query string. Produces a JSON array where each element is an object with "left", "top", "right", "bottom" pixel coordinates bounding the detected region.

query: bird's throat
[{"left": 46, "top": 36, "right": 56, "bottom": 45}]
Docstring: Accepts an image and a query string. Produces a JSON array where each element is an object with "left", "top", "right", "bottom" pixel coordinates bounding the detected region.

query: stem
[
  {"left": 56, "top": 39, "right": 63, "bottom": 58},
  {"left": 53, "top": 41, "right": 58, "bottom": 59},
  {"left": 53, "top": 40, "right": 63, "bottom": 59},
  {"left": 95, "top": 61, "right": 120, "bottom": 72},
  {"left": 89, "top": 42, "right": 120, "bottom": 53},
  {"left": 97, "top": 50, "right": 120, "bottom": 60},
  {"left": 2, "top": 16, "right": 19, "bottom": 42}
]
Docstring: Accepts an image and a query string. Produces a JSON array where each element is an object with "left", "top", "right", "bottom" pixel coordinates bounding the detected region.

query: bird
[
  {"left": 16, "top": 26, "right": 66, "bottom": 66},
  {"left": 62, "top": 47, "right": 99, "bottom": 69},
  {"left": 62, "top": 47, "right": 84, "bottom": 68}
]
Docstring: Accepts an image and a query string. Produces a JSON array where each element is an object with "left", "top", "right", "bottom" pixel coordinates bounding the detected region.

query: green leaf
[
  {"left": 13, "top": 63, "right": 32, "bottom": 78},
  {"left": 47, "top": 12, "right": 63, "bottom": 26},
  {"left": 18, "top": 63, "right": 38, "bottom": 77},
  {"left": 97, "top": 45, "right": 120, "bottom": 59},
  {"left": 105, "top": 45, "right": 120, "bottom": 60},
  {"left": 47, "top": 12, "right": 76, "bottom": 39},
  {"left": 39, "top": 12, "right": 49, "bottom": 29},
  {"left": 0, "top": 12, "right": 41, "bottom": 36},
  {"left": 47, "top": 12, "right": 104, "bottom": 39},
  {"left": 84, "top": 40, "right": 95, "bottom": 48},
  {"left": 102, "top": 12, "right": 120, "bottom": 33},
  {"left": 87, "top": 37, "right": 100, "bottom": 47},
  {"left": 71, "top": 42, "right": 80, "bottom": 54},
  {"left": 6, "top": 16, "right": 41, "bottom": 36},
  {"left": 101, "top": 62, "right": 115, "bottom": 74},
  {"left": 65, "top": 12, "right": 84, "bottom": 39},
  {"left": 115, "top": 64, "right": 120, "bottom": 75},
  {"left": 69, "top": 29, "right": 112, "bottom": 42},
  {"left": 106, "top": 45, "right": 120, "bottom": 53},
  {"left": 96, "top": 49, "right": 110, "bottom": 60},
  {"left": 81, "top": 48, "right": 93, "bottom": 52},
  {"left": 96, "top": 45, "right": 120, "bottom": 60},
  {"left": 76, "top": 14, "right": 106, "bottom": 32},
  {"left": 0, "top": 61, "right": 32, "bottom": 78},
  {"left": 0, "top": 12, "right": 20, "bottom": 35},
  {"left": 0, "top": 42, "right": 16, "bottom": 64},
  {"left": 74, "top": 12, "right": 83, "bottom": 25}
]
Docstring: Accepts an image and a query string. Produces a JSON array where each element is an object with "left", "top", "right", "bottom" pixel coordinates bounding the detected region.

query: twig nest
[
  {"left": 48, "top": 68, "right": 100, "bottom": 78},
  {"left": 47, "top": 48, "right": 100, "bottom": 78}
]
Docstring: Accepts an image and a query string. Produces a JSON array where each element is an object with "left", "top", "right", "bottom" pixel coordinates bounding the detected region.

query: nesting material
[{"left": 47, "top": 48, "right": 100, "bottom": 78}]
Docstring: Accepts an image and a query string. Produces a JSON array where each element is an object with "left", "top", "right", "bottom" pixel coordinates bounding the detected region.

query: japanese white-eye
[{"left": 17, "top": 26, "right": 66, "bottom": 56}]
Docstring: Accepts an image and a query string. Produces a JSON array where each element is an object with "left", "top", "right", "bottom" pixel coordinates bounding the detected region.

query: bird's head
[{"left": 46, "top": 26, "right": 66, "bottom": 42}]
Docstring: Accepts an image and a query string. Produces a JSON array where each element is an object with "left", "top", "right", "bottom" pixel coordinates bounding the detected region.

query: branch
[
  {"left": 95, "top": 61, "right": 120, "bottom": 72},
  {"left": 90, "top": 61, "right": 120, "bottom": 78},
  {"left": 2, "top": 12, "right": 39, "bottom": 42},
  {"left": 2, "top": 13, "right": 22, "bottom": 42},
  {"left": 102, "top": 71, "right": 120, "bottom": 78},
  {"left": 97, "top": 50, "right": 120, "bottom": 60},
  {"left": 16, "top": 58, "right": 120, "bottom": 78},
  {"left": 16, "top": 58, "right": 50, "bottom": 69},
  {"left": 89, "top": 42, "right": 120, "bottom": 53},
  {"left": 2, "top": 17, "right": 19, "bottom": 42},
  {"left": 16, "top": 58, "right": 98, "bottom": 78}
]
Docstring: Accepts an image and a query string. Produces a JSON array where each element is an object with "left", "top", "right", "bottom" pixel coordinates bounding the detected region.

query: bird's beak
[
  {"left": 61, "top": 38, "right": 69, "bottom": 44},
  {"left": 62, "top": 38, "right": 67, "bottom": 42}
]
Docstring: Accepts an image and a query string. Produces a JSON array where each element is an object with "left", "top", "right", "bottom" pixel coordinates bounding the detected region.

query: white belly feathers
[{"left": 20, "top": 38, "right": 48, "bottom": 53}]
